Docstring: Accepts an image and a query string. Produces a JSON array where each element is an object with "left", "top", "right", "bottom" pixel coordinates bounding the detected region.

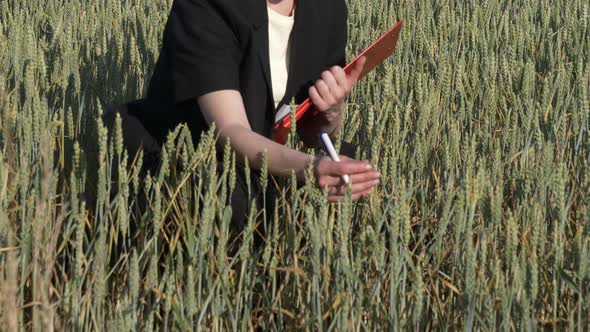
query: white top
[{"left": 267, "top": 6, "right": 295, "bottom": 109}]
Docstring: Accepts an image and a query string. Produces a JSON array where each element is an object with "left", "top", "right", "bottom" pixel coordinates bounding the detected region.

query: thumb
[{"left": 347, "top": 56, "right": 367, "bottom": 86}]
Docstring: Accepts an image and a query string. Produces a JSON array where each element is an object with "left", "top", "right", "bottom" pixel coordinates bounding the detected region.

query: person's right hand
[{"left": 314, "top": 156, "right": 381, "bottom": 202}]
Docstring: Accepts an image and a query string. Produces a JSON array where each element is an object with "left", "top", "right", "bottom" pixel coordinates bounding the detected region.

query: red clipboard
[{"left": 273, "top": 20, "right": 404, "bottom": 144}]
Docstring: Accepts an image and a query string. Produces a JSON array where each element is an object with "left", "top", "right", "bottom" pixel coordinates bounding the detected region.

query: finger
[
  {"left": 315, "top": 80, "right": 336, "bottom": 105},
  {"left": 326, "top": 184, "right": 347, "bottom": 196},
  {"left": 309, "top": 86, "right": 329, "bottom": 111},
  {"left": 321, "top": 70, "right": 346, "bottom": 100},
  {"left": 315, "top": 157, "right": 373, "bottom": 178},
  {"left": 330, "top": 66, "right": 349, "bottom": 92},
  {"left": 318, "top": 169, "right": 379, "bottom": 195},
  {"left": 321, "top": 171, "right": 380, "bottom": 195},
  {"left": 328, "top": 187, "right": 374, "bottom": 203},
  {"left": 323, "top": 171, "right": 379, "bottom": 195},
  {"left": 351, "top": 178, "right": 380, "bottom": 194},
  {"left": 323, "top": 168, "right": 380, "bottom": 195},
  {"left": 320, "top": 71, "right": 338, "bottom": 90},
  {"left": 347, "top": 56, "right": 367, "bottom": 86},
  {"left": 348, "top": 171, "right": 381, "bottom": 184},
  {"left": 317, "top": 175, "right": 346, "bottom": 189},
  {"left": 337, "top": 157, "right": 377, "bottom": 177},
  {"left": 330, "top": 161, "right": 373, "bottom": 176},
  {"left": 339, "top": 155, "right": 355, "bottom": 162},
  {"left": 328, "top": 178, "right": 379, "bottom": 196}
]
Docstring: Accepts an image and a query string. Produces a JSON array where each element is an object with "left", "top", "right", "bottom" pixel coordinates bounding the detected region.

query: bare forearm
[
  {"left": 219, "top": 124, "right": 314, "bottom": 181},
  {"left": 197, "top": 90, "right": 315, "bottom": 180}
]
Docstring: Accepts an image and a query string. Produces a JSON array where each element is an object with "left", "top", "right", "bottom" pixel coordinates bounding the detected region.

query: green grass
[{"left": 1, "top": 0, "right": 590, "bottom": 330}]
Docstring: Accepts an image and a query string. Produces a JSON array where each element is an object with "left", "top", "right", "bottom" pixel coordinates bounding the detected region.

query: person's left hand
[{"left": 308, "top": 56, "right": 366, "bottom": 124}]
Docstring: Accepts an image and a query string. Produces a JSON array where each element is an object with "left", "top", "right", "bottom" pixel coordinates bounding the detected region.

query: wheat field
[{"left": 1, "top": 0, "right": 590, "bottom": 330}]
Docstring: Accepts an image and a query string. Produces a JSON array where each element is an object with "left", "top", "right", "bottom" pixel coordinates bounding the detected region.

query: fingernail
[
  {"left": 365, "top": 164, "right": 373, "bottom": 170},
  {"left": 373, "top": 179, "right": 380, "bottom": 185}
]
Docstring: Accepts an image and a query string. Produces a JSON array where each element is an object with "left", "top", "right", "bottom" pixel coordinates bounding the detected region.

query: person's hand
[
  {"left": 308, "top": 56, "right": 367, "bottom": 124},
  {"left": 313, "top": 155, "right": 380, "bottom": 202}
]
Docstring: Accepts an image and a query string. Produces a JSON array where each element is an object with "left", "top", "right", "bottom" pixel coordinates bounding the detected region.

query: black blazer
[{"left": 129, "top": 0, "right": 348, "bottom": 147}]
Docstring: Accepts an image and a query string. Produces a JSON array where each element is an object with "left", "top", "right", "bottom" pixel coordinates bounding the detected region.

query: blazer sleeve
[
  {"left": 324, "top": 0, "right": 348, "bottom": 68},
  {"left": 168, "top": 0, "right": 241, "bottom": 103}
]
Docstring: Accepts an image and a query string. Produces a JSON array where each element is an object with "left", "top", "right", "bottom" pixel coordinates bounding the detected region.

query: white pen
[{"left": 319, "top": 130, "right": 350, "bottom": 185}]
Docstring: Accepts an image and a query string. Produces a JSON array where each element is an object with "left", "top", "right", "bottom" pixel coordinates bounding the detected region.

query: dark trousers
[
  {"left": 101, "top": 104, "right": 357, "bottom": 230},
  {"left": 100, "top": 104, "right": 277, "bottom": 232}
]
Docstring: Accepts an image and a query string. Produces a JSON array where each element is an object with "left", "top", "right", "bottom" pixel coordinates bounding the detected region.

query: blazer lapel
[
  {"left": 248, "top": 0, "right": 274, "bottom": 109},
  {"left": 258, "top": 36, "right": 274, "bottom": 105}
]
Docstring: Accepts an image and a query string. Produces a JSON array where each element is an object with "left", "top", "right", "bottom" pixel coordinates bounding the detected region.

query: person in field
[{"left": 103, "top": 0, "right": 381, "bottom": 227}]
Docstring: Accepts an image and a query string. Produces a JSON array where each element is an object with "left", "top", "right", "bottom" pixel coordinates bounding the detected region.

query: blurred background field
[{"left": 1, "top": 0, "right": 589, "bottom": 330}]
